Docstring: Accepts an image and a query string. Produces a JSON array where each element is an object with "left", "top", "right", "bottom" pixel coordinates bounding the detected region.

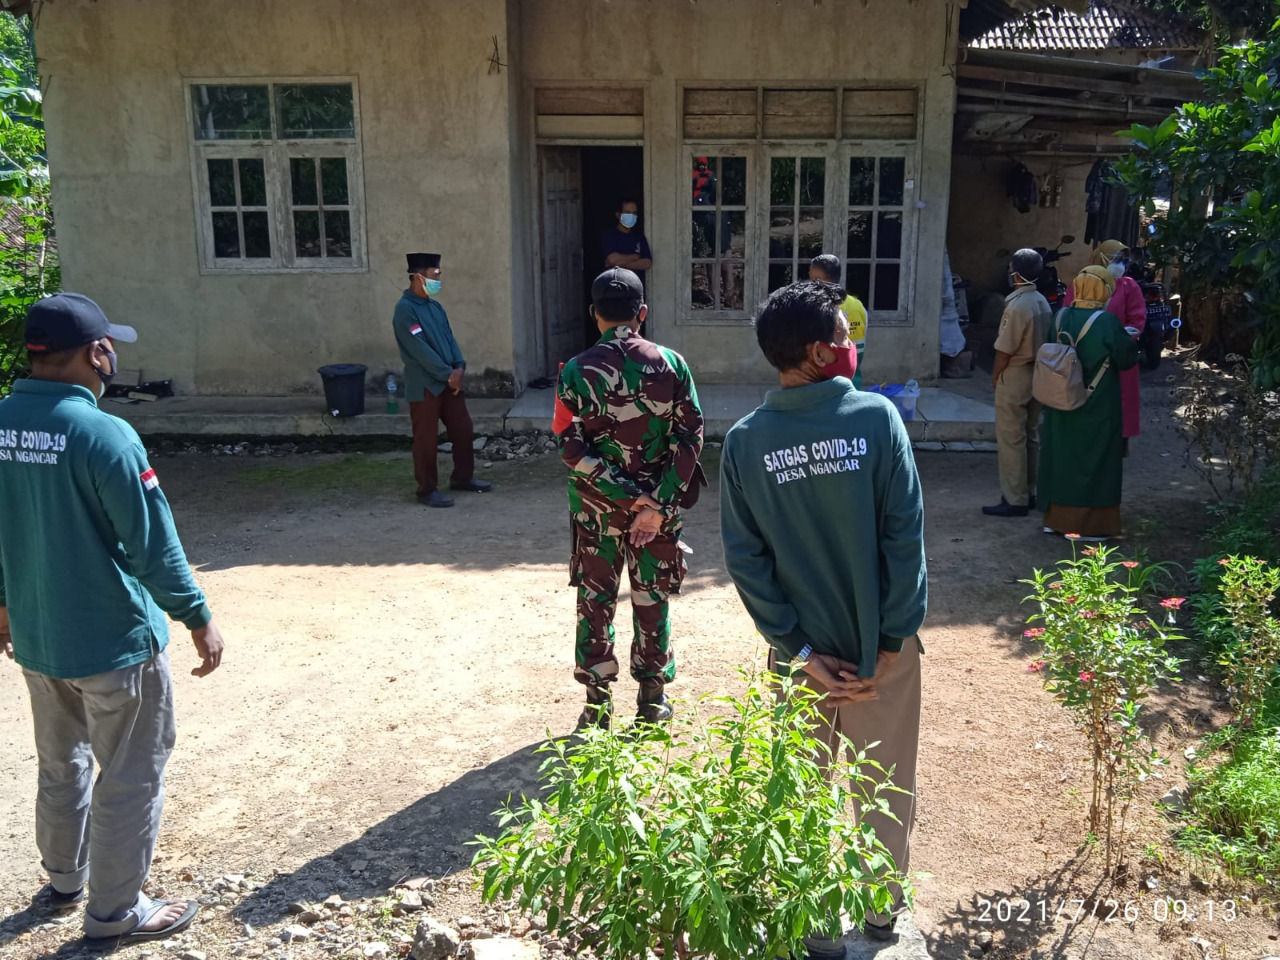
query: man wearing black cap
[
  {"left": 985, "top": 248, "right": 1052, "bottom": 518},
  {"left": 393, "top": 253, "right": 492, "bottom": 508},
  {"left": 553, "top": 267, "right": 704, "bottom": 727},
  {"left": 0, "top": 293, "right": 224, "bottom": 943}
]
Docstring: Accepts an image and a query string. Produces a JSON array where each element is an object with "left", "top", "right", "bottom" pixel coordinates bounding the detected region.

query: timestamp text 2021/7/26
[{"left": 974, "top": 897, "right": 1239, "bottom": 925}]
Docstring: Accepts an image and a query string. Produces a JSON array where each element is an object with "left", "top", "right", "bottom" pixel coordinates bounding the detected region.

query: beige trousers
[
  {"left": 994, "top": 364, "right": 1041, "bottom": 507},
  {"left": 796, "top": 639, "right": 923, "bottom": 924}
]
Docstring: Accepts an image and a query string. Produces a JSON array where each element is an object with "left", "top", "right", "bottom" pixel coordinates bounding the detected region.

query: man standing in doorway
[
  {"left": 719, "top": 280, "right": 926, "bottom": 945},
  {"left": 600, "top": 199, "right": 653, "bottom": 292},
  {"left": 983, "top": 249, "right": 1052, "bottom": 518},
  {"left": 0, "top": 293, "right": 225, "bottom": 943},
  {"left": 555, "top": 267, "right": 703, "bottom": 728},
  {"left": 393, "top": 252, "right": 492, "bottom": 508}
]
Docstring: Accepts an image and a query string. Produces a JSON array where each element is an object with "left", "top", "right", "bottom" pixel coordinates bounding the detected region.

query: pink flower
[
  {"left": 1081, "top": 610, "right": 1098, "bottom": 620},
  {"left": 1082, "top": 546, "right": 1098, "bottom": 557},
  {"left": 1122, "top": 561, "right": 1139, "bottom": 569},
  {"left": 1023, "top": 628, "right": 1045, "bottom": 639},
  {"left": 1079, "top": 671, "right": 1096, "bottom": 683},
  {"left": 1028, "top": 660, "right": 1047, "bottom": 673},
  {"left": 1218, "top": 558, "right": 1230, "bottom": 566},
  {"left": 1048, "top": 583, "right": 1063, "bottom": 590},
  {"left": 1066, "top": 596, "right": 1079, "bottom": 604},
  {"left": 1160, "top": 597, "right": 1186, "bottom": 610},
  {"left": 1066, "top": 533, "right": 1082, "bottom": 540}
]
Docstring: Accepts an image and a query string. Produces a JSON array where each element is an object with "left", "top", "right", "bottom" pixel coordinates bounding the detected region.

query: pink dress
[{"left": 1065, "top": 276, "right": 1145, "bottom": 438}]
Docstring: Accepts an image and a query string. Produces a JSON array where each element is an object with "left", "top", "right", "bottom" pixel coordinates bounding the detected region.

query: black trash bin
[{"left": 318, "top": 363, "right": 367, "bottom": 417}]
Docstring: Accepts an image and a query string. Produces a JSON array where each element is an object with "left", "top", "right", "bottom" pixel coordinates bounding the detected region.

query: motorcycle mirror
[{"left": 1060, "top": 235, "right": 1075, "bottom": 244}]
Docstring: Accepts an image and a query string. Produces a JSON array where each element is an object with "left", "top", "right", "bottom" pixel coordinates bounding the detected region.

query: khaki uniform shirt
[{"left": 994, "top": 284, "right": 1053, "bottom": 366}]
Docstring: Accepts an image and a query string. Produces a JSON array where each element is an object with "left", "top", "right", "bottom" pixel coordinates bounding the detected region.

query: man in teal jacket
[
  {"left": 0, "top": 294, "right": 225, "bottom": 943},
  {"left": 393, "top": 252, "right": 492, "bottom": 508},
  {"left": 720, "top": 280, "right": 927, "bottom": 946}
]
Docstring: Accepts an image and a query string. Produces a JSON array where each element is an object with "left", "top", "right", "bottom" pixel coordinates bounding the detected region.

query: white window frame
[
  {"left": 187, "top": 78, "right": 368, "bottom": 274},
  {"left": 839, "top": 143, "right": 918, "bottom": 326},
  {"left": 683, "top": 146, "right": 756, "bottom": 323},
  {"left": 677, "top": 83, "right": 922, "bottom": 327},
  {"left": 761, "top": 144, "right": 842, "bottom": 295}
]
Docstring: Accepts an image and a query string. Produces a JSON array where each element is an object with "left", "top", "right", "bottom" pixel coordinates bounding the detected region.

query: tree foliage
[
  {"left": 1113, "top": 16, "right": 1280, "bottom": 390},
  {"left": 0, "top": 11, "right": 54, "bottom": 398}
]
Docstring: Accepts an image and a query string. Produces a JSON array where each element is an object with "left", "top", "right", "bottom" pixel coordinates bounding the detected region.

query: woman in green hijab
[{"left": 1039, "top": 265, "right": 1140, "bottom": 540}]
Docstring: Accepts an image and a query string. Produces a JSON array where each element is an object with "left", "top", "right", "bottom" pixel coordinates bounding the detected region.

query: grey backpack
[{"left": 1033, "top": 310, "right": 1110, "bottom": 411}]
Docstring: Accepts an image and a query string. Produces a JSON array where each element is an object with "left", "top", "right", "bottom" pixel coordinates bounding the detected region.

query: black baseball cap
[
  {"left": 591, "top": 267, "right": 644, "bottom": 305},
  {"left": 25, "top": 293, "right": 137, "bottom": 354}
]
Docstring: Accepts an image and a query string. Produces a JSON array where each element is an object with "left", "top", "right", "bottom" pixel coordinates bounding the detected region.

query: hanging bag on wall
[{"left": 1033, "top": 310, "right": 1110, "bottom": 411}]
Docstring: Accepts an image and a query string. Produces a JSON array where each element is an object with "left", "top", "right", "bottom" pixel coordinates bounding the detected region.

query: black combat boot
[
  {"left": 576, "top": 684, "right": 613, "bottom": 730},
  {"left": 636, "top": 679, "right": 674, "bottom": 723}
]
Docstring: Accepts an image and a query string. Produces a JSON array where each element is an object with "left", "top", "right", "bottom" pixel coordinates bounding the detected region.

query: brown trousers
[
  {"left": 795, "top": 639, "right": 923, "bottom": 925},
  {"left": 409, "top": 389, "right": 475, "bottom": 495},
  {"left": 995, "top": 364, "right": 1041, "bottom": 507}
]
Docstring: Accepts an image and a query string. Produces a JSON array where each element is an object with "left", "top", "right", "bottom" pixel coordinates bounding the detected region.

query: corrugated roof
[{"left": 972, "top": 0, "right": 1201, "bottom": 50}]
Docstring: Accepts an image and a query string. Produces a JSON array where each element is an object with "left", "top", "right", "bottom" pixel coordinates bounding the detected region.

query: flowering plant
[{"left": 1023, "top": 545, "right": 1183, "bottom": 874}]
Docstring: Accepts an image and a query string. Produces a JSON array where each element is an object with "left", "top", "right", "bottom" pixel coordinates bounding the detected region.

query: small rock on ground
[
  {"left": 411, "top": 918, "right": 462, "bottom": 960},
  {"left": 470, "top": 940, "right": 542, "bottom": 960}
]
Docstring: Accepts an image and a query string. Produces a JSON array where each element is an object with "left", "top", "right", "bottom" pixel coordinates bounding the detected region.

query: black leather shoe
[
  {"left": 636, "top": 680, "right": 674, "bottom": 723},
  {"left": 417, "top": 490, "right": 454, "bottom": 508},
  {"left": 982, "top": 498, "right": 1029, "bottom": 518},
  {"left": 449, "top": 478, "right": 493, "bottom": 493}
]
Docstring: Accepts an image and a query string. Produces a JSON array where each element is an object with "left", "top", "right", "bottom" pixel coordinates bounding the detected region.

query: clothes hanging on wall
[
  {"left": 1007, "top": 161, "right": 1038, "bottom": 214},
  {"left": 1084, "top": 159, "right": 1140, "bottom": 248}
]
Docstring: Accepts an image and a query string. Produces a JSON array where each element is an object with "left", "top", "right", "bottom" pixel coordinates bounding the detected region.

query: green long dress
[{"left": 1038, "top": 306, "right": 1140, "bottom": 537}]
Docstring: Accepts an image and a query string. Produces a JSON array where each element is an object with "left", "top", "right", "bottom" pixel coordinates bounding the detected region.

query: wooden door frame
[{"left": 527, "top": 83, "right": 650, "bottom": 377}]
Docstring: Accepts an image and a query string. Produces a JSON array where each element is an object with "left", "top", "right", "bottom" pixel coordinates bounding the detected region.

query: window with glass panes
[
  {"left": 689, "top": 155, "right": 749, "bottom": 314},
  {"left": 844, "top": 154, "right": 908, "bottom": 315},
  {"left": 767, "top": 156, "right": 827, "bottom": 292},
  {"left": 189, "top": 81, "right": 365, "bottom": 271}
]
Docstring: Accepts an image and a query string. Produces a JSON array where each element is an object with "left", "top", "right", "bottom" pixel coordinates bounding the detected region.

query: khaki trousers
[
  {"left": 783, "top": 639, "right": 922, "bottom": 925},
  {"left": 994, "top": 364, "right": 1040, "bottom": 507}
]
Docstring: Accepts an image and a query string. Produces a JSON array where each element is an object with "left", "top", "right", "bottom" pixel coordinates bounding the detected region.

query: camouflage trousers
[{"left": 569, "top": 510, "right": 687, "bottom": 687}]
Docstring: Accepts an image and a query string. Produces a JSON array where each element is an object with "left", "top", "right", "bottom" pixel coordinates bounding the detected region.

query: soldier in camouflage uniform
[{"left": 554, "top": 268, "right": 704, "bottom": 726}]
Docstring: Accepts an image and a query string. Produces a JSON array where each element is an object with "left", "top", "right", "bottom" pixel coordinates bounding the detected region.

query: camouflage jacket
[{"left": 556, "top": 326, "right": 704, "bottom": 519}]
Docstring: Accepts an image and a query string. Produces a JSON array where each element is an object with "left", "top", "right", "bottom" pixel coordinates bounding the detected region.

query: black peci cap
[
  {"left": 407, "top": 253, "right": 441, "bottom": 273},
  {"left": 591, "top": 267, "right": 644, "bottom": 305},
  {"left": 1011, "top": 248, "right": 1044, "bottom": 283},
  {"left": 25, "top": 293, "right": 137, "bottom": 354}
]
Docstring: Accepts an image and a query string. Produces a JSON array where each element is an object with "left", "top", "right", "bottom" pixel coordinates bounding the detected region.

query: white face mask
[
  {"left": 619, "top": 213, "right": 638, "bottom": 229},
  {"left": 1107, "top": 261, "right": 1126, "bottom": 279}
]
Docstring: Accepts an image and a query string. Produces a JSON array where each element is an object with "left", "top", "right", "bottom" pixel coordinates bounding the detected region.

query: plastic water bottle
[{"left": 385, "top": 373, "right": 399, "bottom": 414}]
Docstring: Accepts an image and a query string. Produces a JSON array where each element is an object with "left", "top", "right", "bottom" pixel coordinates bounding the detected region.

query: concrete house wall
[{"left": 37, "top": 0, "right": 961, "bottom": 396}]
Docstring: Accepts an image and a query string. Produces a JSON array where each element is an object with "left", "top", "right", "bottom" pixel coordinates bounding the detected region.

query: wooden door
[{"left": 539, "top": 146, "right": 584, "bottom": 371}]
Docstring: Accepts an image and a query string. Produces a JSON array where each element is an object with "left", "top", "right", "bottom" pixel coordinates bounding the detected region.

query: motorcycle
[
  {"left": 1032, "top": 234, "right": 1073, "bottom": 311},
  {"left": 1127, "top": 246, "right": 1169, "bottom": 370}
]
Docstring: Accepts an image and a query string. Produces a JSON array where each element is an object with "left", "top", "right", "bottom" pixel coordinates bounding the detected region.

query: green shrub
[
  {"left": 1178, "top": 693, "right": 1280, "bottom": 885},
  {"left": 471, "top": 672, "right": 908, "bottom": 960}
]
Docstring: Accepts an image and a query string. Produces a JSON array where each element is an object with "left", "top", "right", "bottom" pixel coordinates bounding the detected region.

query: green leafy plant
[
  {"left": 0, "top": 12, "right": 56, "bottom": 398},
  {"left": 1115, "top": 17, "right": 1280, "bottom": 375},
  {"left": 1214, "top": 556, "right": 1280, "bottom": 729},
  {"left": 471, "top": 672, "right": 908, "bottom": 960},
  {"left": 1023, "top": 543, "right": 1184, "bottom": 875},
  {"left": 1177, "top": 690, "right": 1280, "bottom": 885}
]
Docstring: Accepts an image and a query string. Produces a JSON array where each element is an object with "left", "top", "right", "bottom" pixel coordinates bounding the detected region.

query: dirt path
[{"left": 0, "top": 371, "right": 1276, "bottom": 960}]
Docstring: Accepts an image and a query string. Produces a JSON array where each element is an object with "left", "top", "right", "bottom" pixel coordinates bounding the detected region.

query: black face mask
[{"left": 94, "top": 341, "right": 118, "bottom": 391}]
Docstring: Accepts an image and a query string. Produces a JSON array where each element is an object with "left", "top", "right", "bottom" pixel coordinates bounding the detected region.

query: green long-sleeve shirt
[
  {"left": 392, "top": 290, "right": 465, "bottom": 401},
  {"left": 719, "top": 378, "right": 927, "bottom": 677},
  {"left": 0, "top": 379, "right": 211, "bottom": 679}
]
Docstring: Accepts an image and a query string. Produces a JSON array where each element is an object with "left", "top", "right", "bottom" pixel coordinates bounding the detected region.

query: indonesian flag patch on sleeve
[
  {"left": 409, "top": 323, "right": 423, "bottom": 336},
  {"left": 140, "top": 467, "right": 160, "bottom": 490}
]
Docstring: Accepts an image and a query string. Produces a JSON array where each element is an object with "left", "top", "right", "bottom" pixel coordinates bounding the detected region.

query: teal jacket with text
[
  {"left": 0, "top": 380, "right": 211, "bottom": 679},
  {"left": 719, "top": 378, "right": 927, "bottom": 677}
]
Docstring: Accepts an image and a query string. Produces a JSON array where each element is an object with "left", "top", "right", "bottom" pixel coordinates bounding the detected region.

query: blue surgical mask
[
  {"left": 1107, "top": 261, "right": 1126, "bottom": 279},
  {"left": 619, "top": 213, "right": 638, "bottom": 229},
  {"left": 424, "top": 278, "right": 442, "bottom": 296}
]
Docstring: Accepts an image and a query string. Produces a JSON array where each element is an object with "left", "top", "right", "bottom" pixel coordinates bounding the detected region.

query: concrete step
[{"left": 109, "top": 385, "right": 995, "bottom": 448}]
